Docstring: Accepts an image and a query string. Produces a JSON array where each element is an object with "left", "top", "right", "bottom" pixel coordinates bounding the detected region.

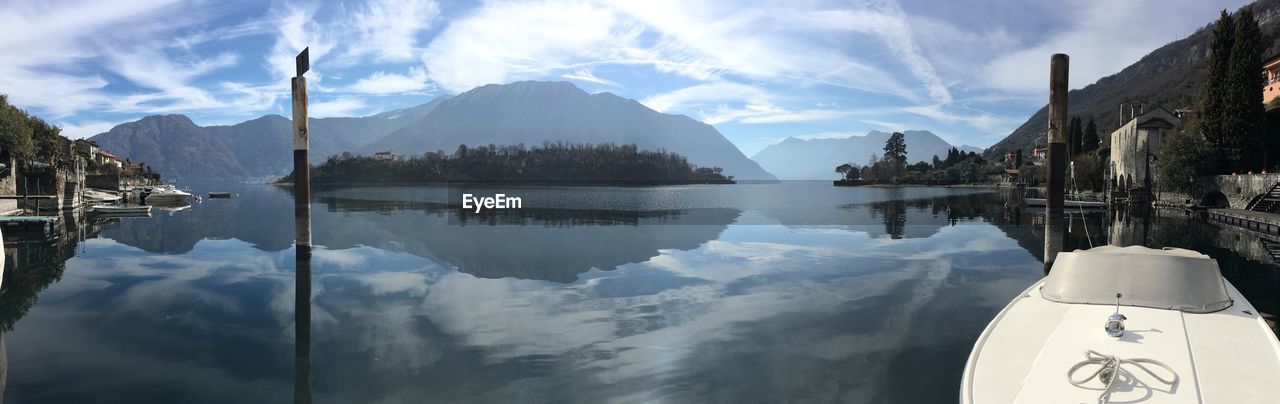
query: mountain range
[
  {"left": 89, "top": 81, "right": 776, "bottom": 181},
  {"left": 985, "top": 0, "right": 1280, "bottom": 159},
  {"left": 751, "top": 130, "right": 982, "bottom": 180}
]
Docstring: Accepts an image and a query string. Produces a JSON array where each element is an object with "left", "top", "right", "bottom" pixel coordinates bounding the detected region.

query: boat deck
[{"left": 963, "top": 280, "right": 1280, "bottom": 403}]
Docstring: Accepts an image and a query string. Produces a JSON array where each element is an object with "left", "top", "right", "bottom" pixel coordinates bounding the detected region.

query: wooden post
[
  {"left": 1045, "top": 54, "right": 1069, "bottom": 271},
  {"left": 293, "top": 47, "right": 311, "bottom": 250},
  {"left": 291, "top": 47, "right": 313, "bottom": 404}
]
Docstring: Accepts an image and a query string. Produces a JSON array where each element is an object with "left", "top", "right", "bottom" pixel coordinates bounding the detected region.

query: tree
[
  {"left": 1068, "top": 116, "right": 1083, "bottom": 156},
  {"left": 1201, "top": 10, "right": 1234, "bottom": 158},
  {"left": 883, "top": 132, "right": 907, "bottom": 168},
  {"left": 1015, "top": 148, "right": 1023, "bottom": 167},
  {"left": 0, "top": 95, "right": 35, "bottom": 158},
  {"left": 1228, "top": 6, "right": 1263, "bottom": 169},
  {"left": 1156, "top": 125, "right": 1213, "bottom": 195},
  {"left": 835, "top": 163, "right": 853, "bottom": 180},
  {"left": 1083, "top": 118, "right": 1100, "bottom": 154}
]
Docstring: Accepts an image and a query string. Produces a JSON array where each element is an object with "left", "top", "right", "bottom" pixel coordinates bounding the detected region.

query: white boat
[
  {"left": 141, "top": 185, "right": 192, "bottom": 204},
  {"left": 91, "top": 205, "right": 151, "bottom": 214},
  {"left": 1024, "top": 197, "right": 1107, "bottom": 209},
  {"left": 962, "top": 245, "right": 1280, "bottom": 403}
]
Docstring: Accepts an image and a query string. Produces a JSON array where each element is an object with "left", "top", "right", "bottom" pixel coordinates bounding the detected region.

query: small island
[{"left": 277, "top": 142, "right": 735, "bottom": 186}]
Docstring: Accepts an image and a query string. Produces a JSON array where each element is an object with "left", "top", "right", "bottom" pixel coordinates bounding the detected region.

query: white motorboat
[
  {"left": 1024, "top": 197, "right": 1107, "bottom": 209},
  {"left": 962, "top": 245, "right": 1280, "bottom": 403},
  {"left": 141, "top": 185, "right": 192, "bottom": 204},
  {"left": 91, "top": 205, "right": 151, "bottom": 214}
]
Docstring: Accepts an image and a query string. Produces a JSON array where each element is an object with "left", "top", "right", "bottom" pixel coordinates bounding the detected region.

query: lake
[{"left": 1, "top": 182, "right": 1277, "bottom": 403}]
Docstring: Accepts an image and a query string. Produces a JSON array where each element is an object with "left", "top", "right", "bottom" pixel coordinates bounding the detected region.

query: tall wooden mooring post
[
  {"left": 1044, "top": 54, "right": 1069, "bottom": 272},
  {"left": 291, "top": 47, "right": 313, "bottom": 404}
]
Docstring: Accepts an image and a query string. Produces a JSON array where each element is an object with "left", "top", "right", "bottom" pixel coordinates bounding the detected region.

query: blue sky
[{"left": 0, "top": 0, "right": 1252, "bottom": 155}]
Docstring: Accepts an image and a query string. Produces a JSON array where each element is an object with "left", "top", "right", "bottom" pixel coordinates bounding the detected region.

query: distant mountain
[
  {"left": 985, "top": 0, "right": 1280, "bottom": 159},
  {"left": 751, "top": 130, "right": 982, "bottom": 180},
  {"left": 91, "top": 115, "right": 247, "bottom": 179},
  {"left": 203, "top": 97, "right": 449, "bottom": 177},
  {"left": 363, "top": 81, "right": 776, "bottom": 180},
  {"left": 90, "top": 81, "right": 774, "bottom": 180}
]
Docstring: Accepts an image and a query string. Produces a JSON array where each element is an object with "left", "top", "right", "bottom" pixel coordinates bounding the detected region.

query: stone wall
[
  {"left": 85, "top": 174, "right": 120, "bottom": 191},
  {"left": 0, "top": 155, "right": 16, "bottom": 213},
  {"left": 1207, "top": 173, "right": 1280, "bottom": 209}
]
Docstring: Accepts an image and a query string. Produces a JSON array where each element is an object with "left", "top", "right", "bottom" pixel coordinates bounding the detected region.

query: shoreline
[{"left": 273, "top": 179, "right": 737, "bottom": 188}]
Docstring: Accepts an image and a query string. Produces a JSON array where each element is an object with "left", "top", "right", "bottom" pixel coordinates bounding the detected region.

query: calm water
[{"left": 1, "top": 182, "right": 1277, "bottom": 403}]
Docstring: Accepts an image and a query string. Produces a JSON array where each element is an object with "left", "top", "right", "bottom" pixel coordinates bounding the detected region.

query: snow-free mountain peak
[
  {"left": 89, "top": 81, "right": 777, "bottom": 181},
  {"left": 751, "top": 130, "right": 983, "bottom": 180}
]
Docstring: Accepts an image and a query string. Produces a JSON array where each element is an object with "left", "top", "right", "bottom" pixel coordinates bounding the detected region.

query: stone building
[{"left": 1108, "top": 107, "right": 1180, "bottom": 191}]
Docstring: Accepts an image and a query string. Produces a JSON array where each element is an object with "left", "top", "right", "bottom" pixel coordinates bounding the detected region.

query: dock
[
  {"left": 1207, "top": 209, "right": 1280, "bottom": 236},
  {"left": 0, "top": 216, "right": 61, "bottom": 233}
]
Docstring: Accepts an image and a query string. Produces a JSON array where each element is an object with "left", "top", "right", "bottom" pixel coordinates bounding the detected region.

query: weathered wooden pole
[
  {"left": 293, "top": 47, "right": 311, "bottom": 250},
  {"left": 1045, "top": 54, "right": 1069, "bottom": 271},
  {"left": 291, "top": 47, "right": 313, "bottom": 404}
]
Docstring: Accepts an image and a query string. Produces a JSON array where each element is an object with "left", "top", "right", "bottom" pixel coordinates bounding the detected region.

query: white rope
[
  {"left": 1070, "top": 173, "right": 1095, "bottom": 248},
  {"left": 1067, "top": 350, "right": 1179, "bottom": 404}
]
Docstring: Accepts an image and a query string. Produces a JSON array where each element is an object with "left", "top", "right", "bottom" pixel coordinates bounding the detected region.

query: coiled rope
[{"left": 1067, "top": 350, "right": 1178, "bottom": 404}]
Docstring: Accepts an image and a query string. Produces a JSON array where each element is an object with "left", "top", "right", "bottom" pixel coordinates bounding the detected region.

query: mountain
[
  {"left": 986, "top": 0, "right": 1280, "bottom": 159},
  {"left": 91, "top": 115, "right": 247, "bottom": 179},
  {"left": 363, "top": 81, "right": 777, "bottom": 180},
  {"left": 90, "top": 81, "right": 774, "bottom": 180},
  {"left": 203, "top": 96, "right": 451, "bottom": 177},
  {"left": 751, "top": 130, "right": 982, "bottom": 180}
]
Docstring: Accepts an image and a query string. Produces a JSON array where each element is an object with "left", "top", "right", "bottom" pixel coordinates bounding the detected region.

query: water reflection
[
  {"left": 0, "top": 183, "right": 1276, "bottom": 402},
  {"left": 295, "top": 247, "right": 312, "bottom": 404}
]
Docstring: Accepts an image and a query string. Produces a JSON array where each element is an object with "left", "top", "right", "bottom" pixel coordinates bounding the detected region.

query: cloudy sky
[{"left": 0, "top": 0, "right": 1252, "bottom": 155}]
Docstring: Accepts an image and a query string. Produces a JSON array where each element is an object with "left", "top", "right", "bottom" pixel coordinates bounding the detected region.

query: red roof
[{"left": 97, "top": 150, "right": 118, "bottom": 160}]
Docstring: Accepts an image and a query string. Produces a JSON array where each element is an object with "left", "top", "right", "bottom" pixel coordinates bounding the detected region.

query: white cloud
[
  {"left": 310, "top": 97, "right": 367, "bottom": 117},
  {"left": 981, "top": 0, "right": 1245, "bottom": 93},
  {"left": 343, "top": 0, "right": 440, "bottom": 63},
  {"left": 348, "top": 68, "right": 431, "bottom": 95},
  {"left": 641, "top": 81, "right": 766, "bottom": 112},
  {"left": 56, "top": 120, "right": 119, "bottom": 139},
  {"left": 422, "top": 0, "right": 632, "bottom": 93},
  {"left": 561, "top": 68, "right": 617, "bottom": 86},
  {"left": 643, "top": 81, "right": 866, "bottom": 125},
  {"left": 903, "top": 104, "right": 1015, "bottom": 133},
  {"left": 0, "top": 0, "right": 190, "bottom": 117}
]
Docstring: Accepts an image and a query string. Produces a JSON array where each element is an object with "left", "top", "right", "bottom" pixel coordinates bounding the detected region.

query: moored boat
[
  {"left": 141, "top": 185, "right": 192, "bottom": 205},
  {"left": 962, "top": 245, "right": 1280, "bottom": 403}
]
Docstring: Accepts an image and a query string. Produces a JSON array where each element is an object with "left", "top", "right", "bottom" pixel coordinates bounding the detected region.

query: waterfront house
[
  {"left": 73, "top": 139, "right": 98, "bottom": 156},
  {"left": 1265, "top": 54, "right": 1280, "bottom": 104},
  {"left": 374, "top": 151, "right": 399, "bottom": 161},
  {"left": 96, "top": 151, "right": 122, "bottom": 168},
  {"left": 1107, "top": 107, "right": 1180, "bottom": 192}
]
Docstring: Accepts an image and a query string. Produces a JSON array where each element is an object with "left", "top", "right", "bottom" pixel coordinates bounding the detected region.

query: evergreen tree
[
  {"left": 883, "top": 132, "right": 907, "bottom": 167},
  {"left": 1067, "top": 116, "right": 1083, "bottom": 156},
  {"left": 1228, "top": 6, "right": 1263, "bottom": 169},
  {"left": 1083, "top": 118, "right": 1100, "bottom": 153},
  {"left": 1201, "top": 10, "right": 1234, "bottom": 166}
]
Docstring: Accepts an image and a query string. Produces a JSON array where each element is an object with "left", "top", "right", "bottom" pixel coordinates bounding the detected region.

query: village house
[
  {"left": 73, "top": 139, "right": 98, "bottom": 156},
  {"left": 97, "top": 151, "right": 122, "bottom": 168},
  {"left": 373, "top": 151, "right": 399, "bottom": 161},
  {"left": 1108, "top": 107, "right": 1180, "bottom": 192},
  {"left": 1265, "top": 54, "right": 1280, "bottom": 104}
]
